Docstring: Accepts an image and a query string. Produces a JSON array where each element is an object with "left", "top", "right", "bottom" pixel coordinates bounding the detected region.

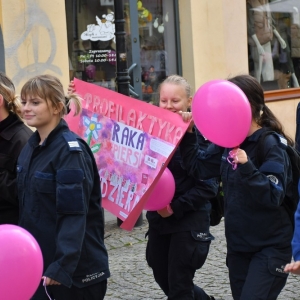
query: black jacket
[
  {"left": 0, "top": 113, "right": 32, "bottom": 224},
  {"left": 146, "top": 130, "right": 218, "bottom": 234},
  {"left": 296, "top": 102, "right": 300, "bottom": 152},
  {"left": 17, "top": 119, "right": 110, "bottom": 289},
  {"left": 180, "top": 127, "right": 293, "bottom": 253}
]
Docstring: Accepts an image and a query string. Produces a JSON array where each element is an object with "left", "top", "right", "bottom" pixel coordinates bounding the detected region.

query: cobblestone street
[{"left": 104, "top": 214, "right": 300, "bottom": 300}]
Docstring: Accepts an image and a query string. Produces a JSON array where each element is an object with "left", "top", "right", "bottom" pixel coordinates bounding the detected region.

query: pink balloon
[
  {"left": 144, "top": 168, "right": 175, "bottom": 211},
  {"left": 0, "top": 225, "right": 43, "bottom": 300},
  {"left": 192, "top": 80, "right": 252, "bottom": 148}
]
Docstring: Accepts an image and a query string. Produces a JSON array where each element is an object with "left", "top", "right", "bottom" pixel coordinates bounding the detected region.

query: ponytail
[
  {"left": 0, "top": 72, "right": 22, "bottom": 118},
  {"left": 259, "top": 105, "right": 294, "bottom": 146},
  {"left": 7, "top": 95, "right": 22, "bottom": 116},
  {"left": 64, "top": 93, "right": 82, "bottom": 116}
]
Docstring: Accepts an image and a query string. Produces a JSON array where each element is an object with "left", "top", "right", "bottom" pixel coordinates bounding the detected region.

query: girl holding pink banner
[{"left": 145, "top": 75, "right": 218, "bottom": 300}]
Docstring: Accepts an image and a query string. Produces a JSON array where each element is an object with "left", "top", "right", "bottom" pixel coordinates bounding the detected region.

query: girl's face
[
  {"left": 159, "top": 83, "right": 191, "bottom": 113},
  {"left": 21, "top": 95, "right": 60, "bottom": 131}
]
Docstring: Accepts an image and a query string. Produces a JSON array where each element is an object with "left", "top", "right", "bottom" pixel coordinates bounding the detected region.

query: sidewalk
[{"left": 103, "top": 211, "right": 300, "bottom": 300}]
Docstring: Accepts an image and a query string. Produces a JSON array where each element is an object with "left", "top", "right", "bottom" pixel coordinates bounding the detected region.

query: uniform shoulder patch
[
  {"left": 267, "top": 132, "right": 287, "bottom": 150},
  {"left": 278, "top": 135, "right": 287, "bottom": 148},
  {"left": 62, "top": 131, "right": 82, "bottom": 152}
]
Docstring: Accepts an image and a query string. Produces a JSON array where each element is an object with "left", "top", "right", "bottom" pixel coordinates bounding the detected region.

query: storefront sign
[
  {"left": 78, "top": 49, "right": 116, "bottom": 65},
  {"left": 81, "top": 13, "right": 115, "bottom": 42},
  {"left": 65, "top": 79, "right": 189, "bottom": 230}
]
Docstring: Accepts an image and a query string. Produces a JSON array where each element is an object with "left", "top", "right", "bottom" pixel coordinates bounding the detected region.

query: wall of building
[
  {"left": 0, "top": 1, "right": 299, "bottom": 138},
  {"left": 267, "top": 99, "right": 299, "bottom": 139},
  {"left": 179, "top": 0, "right": 300, "bottom": 139},
  {"left": 179, "top": 0, "right": 248, "bottom": 92},
  {"left": 0, "top": 0, "right": 70, "bottom": 93}
]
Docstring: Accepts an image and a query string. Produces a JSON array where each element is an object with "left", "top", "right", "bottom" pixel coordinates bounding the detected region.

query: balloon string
[
  {"left": 43, "top": 277, "right": 54, "bottom": 300},
  {"left": 227, "top": 149, "right": 238, "bottom": 170}
]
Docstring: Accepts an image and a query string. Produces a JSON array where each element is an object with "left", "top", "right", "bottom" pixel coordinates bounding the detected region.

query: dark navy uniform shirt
[
  {"left": 147, "top": 130, "right": 218, "bottom": 235},
  {"left": 0, "top": 113, "right": 32, "bottom": 224},
  {"left": 180, "top": 127, "right": 293, "bottom": 253},
  {"left": 17, "top": 119, "right": 110, "bottom": 288}
]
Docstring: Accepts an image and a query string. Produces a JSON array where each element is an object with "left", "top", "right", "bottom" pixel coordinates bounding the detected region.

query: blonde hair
[
  {"left": 158, "top": 75, "right": 192, "bottom": 99},
  {"left": 21, "top": 74, "right": 82, "bottom": 117},
  {"left": 0, "top": 72, "right": 22, "bottom": 116}
]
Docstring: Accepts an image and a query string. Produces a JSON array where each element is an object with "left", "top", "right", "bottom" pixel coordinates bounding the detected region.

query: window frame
[{"left": 264, "top": 87, "right": 300, "bottom": 102}]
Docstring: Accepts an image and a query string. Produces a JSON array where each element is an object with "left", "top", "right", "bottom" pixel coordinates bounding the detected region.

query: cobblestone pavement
[{"left": 104, "top": 217, "right": 300, "bottom": 300}]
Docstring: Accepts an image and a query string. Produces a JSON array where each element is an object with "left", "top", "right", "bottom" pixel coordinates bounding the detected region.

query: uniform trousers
[
  {"left": 146, "top": 228, "right": 211, "bottom": 300},
  {"left": 227, "top": 247, "right": 291, "bottom": 300}
]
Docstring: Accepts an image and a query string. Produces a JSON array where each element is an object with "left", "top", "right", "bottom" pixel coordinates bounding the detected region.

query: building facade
[{"left": 0, "top": 0, "right": 299, "bottom": 137}]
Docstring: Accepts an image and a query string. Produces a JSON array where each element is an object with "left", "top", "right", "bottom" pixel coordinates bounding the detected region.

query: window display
[
  {"left": 134, "top": 0, "right": 177, "bottom": 103},
  {"left": 247, "top": 0, "right": 300, "bottom": 90}
]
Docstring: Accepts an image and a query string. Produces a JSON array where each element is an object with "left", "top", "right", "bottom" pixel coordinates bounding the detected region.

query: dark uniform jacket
[
  {"left": 146, "top": 130, "right": 218, "bottom": 235},
  {"left": 180, "top": 127, "right": 293, "bottom": 253},
  {"left": 17, "top": 119, "right": 110, "bottom": 288},
  {"left": 296, "top": 102, "right": 300, "bottom": 152},
  {"left": 0, "top": 112, "right": 32, "bottom": 224}
]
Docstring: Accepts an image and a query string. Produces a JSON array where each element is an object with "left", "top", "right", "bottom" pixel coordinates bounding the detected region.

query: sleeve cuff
[
  {"left": 238, "top": 159, "right": 256, "bottom": 175},
  {"left": 181, "top": 131, "right": 197, "bottom": 146},
  {"left": 169, "top": 201, "right": 184, "bottom": 220},
  {"left": 44, "top": 261, "right": 73, "bottom": 288}
]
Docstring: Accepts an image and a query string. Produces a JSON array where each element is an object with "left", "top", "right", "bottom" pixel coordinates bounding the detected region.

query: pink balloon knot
[{"left": 227, "top": 150, "right": 238, "bottom": 170}]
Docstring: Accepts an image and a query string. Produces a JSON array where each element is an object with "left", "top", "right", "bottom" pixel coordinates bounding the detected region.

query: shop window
[
  {"left": 247, "top": 0, "right": 300, "bottom": 91},
  {"left": 65, "top": 0, "right": 116, "bottom": 90},
  {"left": 127, "top": 0, "right": 178, "bottom": 103},
  {"left": 65, "top": 0, "right": 178, "bottom": 102}
]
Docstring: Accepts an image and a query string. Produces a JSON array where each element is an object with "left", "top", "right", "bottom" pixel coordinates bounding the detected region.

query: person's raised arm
[{"left": 67, "top": 80, "right": 76, "bottom": 95}]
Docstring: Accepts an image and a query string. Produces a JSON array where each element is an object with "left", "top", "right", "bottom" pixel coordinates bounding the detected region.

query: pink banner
[{"left": 65, "top": 79, "right": 189, "bottom": 230}]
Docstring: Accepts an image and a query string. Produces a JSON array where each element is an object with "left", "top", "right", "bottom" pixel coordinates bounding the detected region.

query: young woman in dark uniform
[
  {"left": 180, "top": 74, "right": 293, "bottom": 300},
  {"left": 0, "top": 72, "right": 32, "bottom": 225},
  {"left": 146, "top": 75, "right": 218, "bottom": 300},
  {"left": 18, "top": 74, "right": 110, "bottom": 300}
]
